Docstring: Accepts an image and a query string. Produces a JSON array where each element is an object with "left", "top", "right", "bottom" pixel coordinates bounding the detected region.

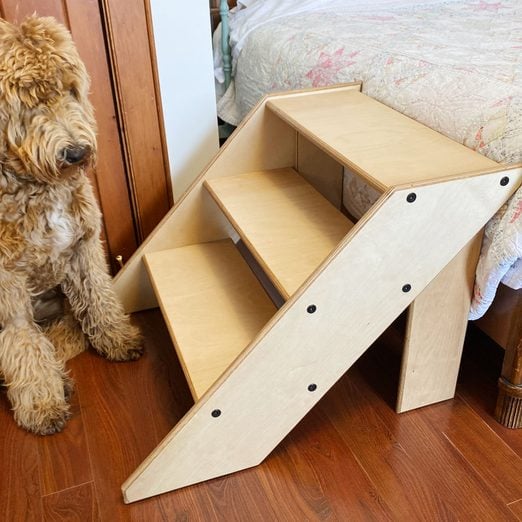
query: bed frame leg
[
  {"left": 495, "top": 305, "right": 522, "bottom": 428},
  {"left": 496, "top": 377, "right": 522, "bottom": 428}
]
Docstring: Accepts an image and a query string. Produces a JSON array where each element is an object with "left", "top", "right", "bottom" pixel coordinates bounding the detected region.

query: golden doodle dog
[{"left": 0, "top": 16, "right": 143, "bottom": 435}]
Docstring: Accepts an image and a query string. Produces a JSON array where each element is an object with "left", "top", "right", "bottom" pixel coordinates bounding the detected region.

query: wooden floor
[{"left": 1, "top": 310, "right": 521, "bottom": 521}]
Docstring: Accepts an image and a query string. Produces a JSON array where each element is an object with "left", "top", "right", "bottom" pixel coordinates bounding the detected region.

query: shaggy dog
[{"left": 0, "top": 16, "right": 143, "bottom": 435}]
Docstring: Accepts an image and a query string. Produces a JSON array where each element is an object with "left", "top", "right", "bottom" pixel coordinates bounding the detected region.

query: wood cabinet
[{"left": 0, "top": 0, "right": 172, "bottom": 272}]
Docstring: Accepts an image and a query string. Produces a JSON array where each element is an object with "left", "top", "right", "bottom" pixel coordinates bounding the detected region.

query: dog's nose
[{"left": 63, "top": 146, "right": 89, "bottom": 165}]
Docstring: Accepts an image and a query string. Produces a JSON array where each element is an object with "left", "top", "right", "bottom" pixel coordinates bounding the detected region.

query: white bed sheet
[{"left": 214, "top": 0, "right": 522, "bottom": 318}]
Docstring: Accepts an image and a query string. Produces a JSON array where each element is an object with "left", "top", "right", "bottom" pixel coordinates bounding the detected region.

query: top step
[{"left": 267, "top": 89, "right": 496, "bottom": 192}]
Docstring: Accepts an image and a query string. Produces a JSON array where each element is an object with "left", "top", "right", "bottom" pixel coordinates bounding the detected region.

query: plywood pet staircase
[{"left": 113, "top": 83, "right": 521, "bottom": 503}]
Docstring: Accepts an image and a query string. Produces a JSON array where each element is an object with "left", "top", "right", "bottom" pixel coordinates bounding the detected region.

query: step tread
[
  {"left": 144, "top": 240, "right": 276, "bottom": 400},
  {"left": 205, "top": 168, "right": 354, "bottom": 299},
  {"left": 267, "top": 90, "right": 496, "bottom": 192}
]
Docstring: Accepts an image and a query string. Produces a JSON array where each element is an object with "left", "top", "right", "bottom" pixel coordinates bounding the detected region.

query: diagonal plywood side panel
[
  {"left": 122, "top": 166, "right": 521, "bottom": 502},
  {"left": 112, "top": 83, "right": 361, "bottom": 313}
]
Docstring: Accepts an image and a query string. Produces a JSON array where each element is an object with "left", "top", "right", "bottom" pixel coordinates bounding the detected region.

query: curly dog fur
[{"left": 0, "top": 16, "right": 143, "bottom": 435}]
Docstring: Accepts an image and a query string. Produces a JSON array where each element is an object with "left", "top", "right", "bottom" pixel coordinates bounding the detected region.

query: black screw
[
  {"left": 308, "top": 384, "right": 317, "bottom": 392},
  {"left": 211, "top": 409, "right": 221, "bottom": 418},
  {"left": 500, "top": 177, "right": 510, "bottom": 186},
  {"left": 406, "top": 193, "right": 417, "bottom": 203},
  {"left": 307, "top": 304, "right": 317, "bottom": 314},
  {"left": 402, "top": 284, "right": 412, "bottom": 293}
]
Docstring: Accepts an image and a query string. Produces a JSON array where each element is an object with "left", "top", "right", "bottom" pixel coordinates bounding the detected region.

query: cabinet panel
[{"left": 102, "top": 0, "right": 172, "bottom": 241}]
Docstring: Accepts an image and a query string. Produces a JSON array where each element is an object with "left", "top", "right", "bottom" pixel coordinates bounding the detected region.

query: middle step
[{"left": 205, "top": 168, "right": 355, "bottom": 299}]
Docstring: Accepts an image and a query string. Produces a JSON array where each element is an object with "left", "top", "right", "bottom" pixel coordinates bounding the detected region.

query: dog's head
[{"left": 0, "top": 16, "right": 96, "bottom": 183}]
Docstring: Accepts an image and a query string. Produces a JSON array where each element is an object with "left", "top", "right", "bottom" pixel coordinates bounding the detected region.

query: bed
[{"left": 211, "top": 0, "right": 522, "bottom": 427}]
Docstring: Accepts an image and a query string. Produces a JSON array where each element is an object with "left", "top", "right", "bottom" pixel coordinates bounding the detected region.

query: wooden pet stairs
[{"left": 113, "top": 83, "right": 521, "bottom": 503}]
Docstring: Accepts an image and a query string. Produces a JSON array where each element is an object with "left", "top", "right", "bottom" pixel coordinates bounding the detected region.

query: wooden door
[{"left": 0, "top": 0, "right": 172, "bottom": 272}]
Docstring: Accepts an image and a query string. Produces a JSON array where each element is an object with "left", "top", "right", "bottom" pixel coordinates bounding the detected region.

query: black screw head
[
  {"left": 308, "top": 384, "right": 317, "bottom": 392},
  {"left": 307, "top": 304, "right": 317, "bottom": 314},
  {"left": 402, "top": 284, "right": 412, "bottom": 293},
  {"left": 500, "top": 176, "right": 510, "bottom": 186},
  {"left": 211, "top": 409, "right": 221, "bottom": 418},
  {"left": 406, "top": 193, "right": 417, "bottom": 203}
]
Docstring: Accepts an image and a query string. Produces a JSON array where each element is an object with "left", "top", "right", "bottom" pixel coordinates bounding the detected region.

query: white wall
[{"left": 150, "top": 0, "right": 220, "bottom": 201}]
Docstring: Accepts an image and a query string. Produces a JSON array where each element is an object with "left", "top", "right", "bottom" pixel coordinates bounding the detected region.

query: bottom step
[{"left": 144, "top": 240, "right": 277, "bottom": 400}]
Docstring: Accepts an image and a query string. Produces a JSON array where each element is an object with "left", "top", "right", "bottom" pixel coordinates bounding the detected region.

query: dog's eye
[{"left": 69, "top": 87, "right": 79, "bottom": 100}]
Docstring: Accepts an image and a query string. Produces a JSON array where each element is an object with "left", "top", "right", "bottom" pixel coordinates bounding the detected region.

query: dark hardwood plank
[
  {"left": 322, "top": 369, "right": 448, "bottom": 520},
  {"left": 257, "top": 407, "right": 393, "bottom": 521},
  {"left": 508, "top": 499, "right": 522, "bottom": 519},
  {"left": 41, "top": 482, "right": 99, "bottom": 521},
  {"left": 457, "top": 325, "right": 522, "bottom": 457},
  {"left": 158, "top": 480, "right": 230, "bottom": 521},
  {"left": 426, "top": 396, "right": 522, "bottom": 504},
  {"left": 132, "top": 310, "right": 194, "bottom": 438},
  {"left": 70, "top": 350, "right": 166, "bottom": 521},
  {"left": 413, "top": 405, "right": 517, "bottom": 521},
  {"left": 322, "top": 340, "right": 513, "bottom": 520},
  {"left": 38, "top": 391, "right": 92, "bottom": 496},
  {"left": 0, "top": 391, "right": 43, "bottom": 521},
  {"left": 69, "top": 310, "right": 193, "bottom": 521},
  {"left": 161, "top": 473, "right": 274, "bottom": 522},
  {"left": 2, "top": 310, "right": 522, "bottom": 520}
]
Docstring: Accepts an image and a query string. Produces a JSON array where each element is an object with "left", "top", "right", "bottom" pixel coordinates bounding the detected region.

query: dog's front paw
[
  {"left": 92, "top": 322, "right": 144, "bottom": 362},
  {"left": 8, "top": 368, "right": 74, "bottom": 435},
  {"left": 14, "top": 398, "right": 72, "bottom": 436},
  {"left": 107, "top": 344, "right": 144, "bottom": 362}
]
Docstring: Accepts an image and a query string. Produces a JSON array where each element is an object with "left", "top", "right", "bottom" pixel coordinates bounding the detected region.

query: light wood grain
[
  {"left": 397, "top": 235, "right": 482, "bottom": 412},
  {"left": 144, "top": 240, "right": 276, "bottom": 399},
  {"left": 113, "top": 93, "right": 297, "bottom": 312},
  {"left": 113, "top": 84, "right": 361, "bottom": 313},
  {"left": 267, "top": 90, "right": 497, "bottom": 191},
  {"left": 297, "top": 134, "right": 345, "bottom": 209},
  {"left": 122, "top": 165, "right": 521, "bottom": 502},
  {"left": 204, "top": 168, "right": 354, "bottom": 299}
]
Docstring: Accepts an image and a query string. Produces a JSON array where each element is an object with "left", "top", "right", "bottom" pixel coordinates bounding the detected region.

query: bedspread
[{"left": 214, "top": 0, "right": 522, "bottom": 318}]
